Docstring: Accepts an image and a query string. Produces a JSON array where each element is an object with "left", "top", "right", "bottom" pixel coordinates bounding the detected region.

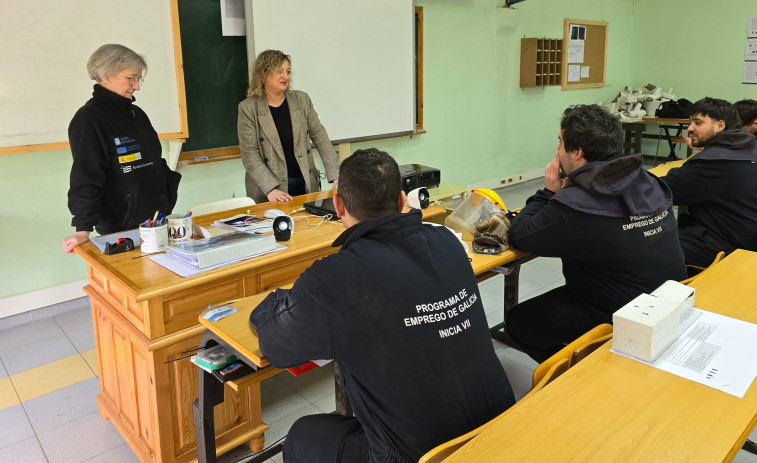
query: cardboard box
[
  {"left": 651, "top": 280, "right": 695, "bottom": 313},
  {"left": 612, "top": 293, "right": 680, "bottom": 362}
]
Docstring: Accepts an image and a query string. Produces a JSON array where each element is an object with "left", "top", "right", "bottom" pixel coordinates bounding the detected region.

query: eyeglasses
[{"left": 125, "top": 74, "right": 144, "bottom": 86}]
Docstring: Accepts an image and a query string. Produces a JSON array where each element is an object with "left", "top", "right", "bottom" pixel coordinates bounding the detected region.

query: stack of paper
[
  {"left": 167, "top": 232, "right": 276, "bottom": 269},
  {"left": 213, "top": 214, "right": 273, "bottom": 233}
]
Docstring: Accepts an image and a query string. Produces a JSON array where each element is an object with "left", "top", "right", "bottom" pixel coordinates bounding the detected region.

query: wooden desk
[
  {"left": 648, "top": 158, "right": 686, "bottom": 177},
  {"left": 73, "top": 190, "right": 444, "bottom": 463},
  {"left": 642, "top": 117, "right": 692, "bottom": 161},
  {"left": 447, "top": 249, "right": 757, "bottom": 462}
]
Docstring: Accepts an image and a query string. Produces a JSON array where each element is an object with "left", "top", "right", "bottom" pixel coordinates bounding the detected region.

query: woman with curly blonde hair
[{"left": 238, "top": 49, "right": 339, "bottom": 203}]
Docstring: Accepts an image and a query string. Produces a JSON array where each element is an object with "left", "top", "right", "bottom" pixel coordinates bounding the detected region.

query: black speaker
[{"left": 273, "top": 216, "right": 294, "bottom": 241}]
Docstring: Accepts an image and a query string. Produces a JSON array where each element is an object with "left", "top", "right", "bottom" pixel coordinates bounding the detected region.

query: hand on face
[{"left": 545, "top": 154, "right": 569, "bottom": 192}]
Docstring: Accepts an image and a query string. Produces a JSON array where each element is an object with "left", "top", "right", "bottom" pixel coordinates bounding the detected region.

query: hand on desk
[
  {"left": 266, "top": 188, "right": 293, "bottom": 202},
  {"left": 545, "top": 154, "right": 570, "bottom": 193},
  {"left": 63, "top": 230, "right": 90, "bottom": 254}
]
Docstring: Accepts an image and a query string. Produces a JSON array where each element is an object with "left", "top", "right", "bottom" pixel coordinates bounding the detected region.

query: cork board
[{"left": 561, "top": 19, "right": 608, "bottom": 90}]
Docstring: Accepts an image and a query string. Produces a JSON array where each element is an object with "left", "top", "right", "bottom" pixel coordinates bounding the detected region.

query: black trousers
[
  {"left": 505, "top": 285, "right": 606, "bottom": 363},
  {"left": 283, "top": 414, "right": 369, "bottom": 463},
  {"left": 677, "top": 217, "right": 735, "bottom": 277}
]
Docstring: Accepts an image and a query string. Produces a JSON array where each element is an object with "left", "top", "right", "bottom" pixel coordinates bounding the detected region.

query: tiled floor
[{"left": 2, "top": 180, "right": 756, "bottom": 462}]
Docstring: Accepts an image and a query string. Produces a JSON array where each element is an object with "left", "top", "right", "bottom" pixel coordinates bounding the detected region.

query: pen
[
  {"left": 185, "top": 211, "right": 192, "bottom": 218},
  {"left": 152, "top": 210, "right": 160, "bottom": 224},
  {"left": 156, "top": 213, "right": 164, "bottom": 225}
]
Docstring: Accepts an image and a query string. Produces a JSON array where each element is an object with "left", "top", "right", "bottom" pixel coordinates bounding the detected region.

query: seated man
[
  {"left": 734, "top": 98, "right": 757, "bottom": 136},
  {"left": 505, "top": 104, "right": 686, "bottom": 363},
  {"left": 660, "top": 97, "right": 757, "bottom": 273},
  {"left": 250, "top": 148, "right": 515, "bottom": 462}
]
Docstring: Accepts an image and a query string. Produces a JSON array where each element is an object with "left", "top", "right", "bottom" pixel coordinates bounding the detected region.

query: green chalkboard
[{"left": 177, "top": 0, "right": 249, "bottom": 152}]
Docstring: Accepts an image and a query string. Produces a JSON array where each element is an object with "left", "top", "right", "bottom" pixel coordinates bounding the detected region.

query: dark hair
[
  {"left": 560, "top": 104, "right": 623, "bottom": 162},
  {"left": 337, "top": 148, "right": 401, "bottom": 221},
  {"left": 690, "top": 97, "right": 742, "bottom": 130},
  {"left": 734, "top": 99, "right": 757, "bottom": 127}
]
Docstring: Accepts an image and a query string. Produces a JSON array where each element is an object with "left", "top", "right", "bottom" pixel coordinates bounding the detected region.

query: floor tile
[
  {"left": 65, "top": 324, "right": 96, "bottom": 353},
  {"left": 733, "top": 449, "right": 757, "bottom": 463},
  {"left": 479, "top": 287, "right": 504, "bottom": 316},
  {"left": 0, "top": 377, "right": 20, "bottom": 411},
  {"left": 0, "top": 404, "right": 35, "bottom": 449},
  {"left": 10, "top": 352, "right": 95, "bottom": 402},
  {"left": 54, "top": 306, "right": 93, "bottom": 334},
  {"left": 0, "top": 359, "right": 7, "bottom": 379},
  {"left": 1, "top": 332, "right": 78, "bottom": 375},
  {"left": 276, "top": 363, "right": 335, "bottom": 404},
  {"left": 499, "top": 346, "right": 538, "bottom": 371},
  {"left": 519, "top": 264, "right": 564, "bottom": 290},
  {"left": 529, "top": 257, "right": 563, "bottom": 273},
  {"left": 312, "top": 392, "right": 336, "bottom": 414},
  {"left": 38, "top": 411, "right": 126, "bottom": 463},
  {"left": 0, "top": 436, "right": 47, "bottom": 462},
  {"left": 83, "top": 442, "right": 141, "bottom": 462},
  {"left": 497, "top": 354, "right": 535, "bottom": 402},
  {"left": 81, "top": 349, "right": 99, "bottom": 375},
  {"left": 260, "top": 376, "right": 310, "bottom": 425},
  {"left": 0, "top": 317, "right": 64, "bottom": 353},
  {"left": 24, "top": 377, "right": 100, "bottom": 434}
]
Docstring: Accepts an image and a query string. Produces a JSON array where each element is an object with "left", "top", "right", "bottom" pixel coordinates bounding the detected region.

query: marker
[
  {"left": 156, "top": 213, "right": 164, "bottom": 225},
  {"left": 193, "top": 156, "right": 211, "bottom": 161},
  {"left": 185, "top": 211, "right": 192, "bottom": 218},
  {"left": 152, "top": 210, "right": 160, "bottom": 224}
]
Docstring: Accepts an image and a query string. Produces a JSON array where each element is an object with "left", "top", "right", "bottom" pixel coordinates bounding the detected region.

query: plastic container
[{"left": 444, "top": 189, "right": 508, "bottom": 240}]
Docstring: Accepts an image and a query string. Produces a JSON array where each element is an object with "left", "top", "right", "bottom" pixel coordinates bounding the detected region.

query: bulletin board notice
[{"left": 561, "top": 19, "right": 608, "bottom": 90}]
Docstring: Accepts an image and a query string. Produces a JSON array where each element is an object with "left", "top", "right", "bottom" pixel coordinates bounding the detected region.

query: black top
[
  {"left": 509, "top": 154, "right": 687, "bottom": 321},
  {"left": 68, "top": 84, "right": 180, "bottom": 234},
  {"left": 250, "top": 211, "right": 515, "bottom": 462},
  {"left": 268, "top": 99, "right": 301, "bottom": 178},
  {"left": 661, "top": 130, "right": 757, "bottom": 252}
]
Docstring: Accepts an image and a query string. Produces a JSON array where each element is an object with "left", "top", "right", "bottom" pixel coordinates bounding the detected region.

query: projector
[{"left": 399, "top": 164, "right": 440, "bottom": 193}]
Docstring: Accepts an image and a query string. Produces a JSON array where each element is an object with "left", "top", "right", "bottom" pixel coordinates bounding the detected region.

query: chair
[
  {"left": 418, "top": 324, "right": 613, "bottom": 463},
  {"left": 190, "top": 196, "right": 255, "bottom": 216},
  {"left": 680, "top": 251, "right": 726, "bottom": 285}
]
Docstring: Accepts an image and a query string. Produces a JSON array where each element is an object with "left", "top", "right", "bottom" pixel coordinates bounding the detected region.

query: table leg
[
  {"left": 489, "top": 264, "right": 521, "bottom": 345},
  {"left": 193, "top": 364, "right": 224, "bottom": 463},
  {"left": 663, "top": 126, "right": 678, "bottom": 160}
]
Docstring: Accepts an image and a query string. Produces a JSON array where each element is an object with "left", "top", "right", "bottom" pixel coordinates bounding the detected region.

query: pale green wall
[
  {"left": 631, "top": 0, "right": 755, "bottom": 102},
  {"left": 10, "top": 0, "right": 711, "bottom": 305}
]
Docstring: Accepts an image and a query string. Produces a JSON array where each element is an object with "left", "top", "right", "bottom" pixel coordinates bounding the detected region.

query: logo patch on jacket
[{"left": 119, "top": 152, "right": 142, "bottom": 164}]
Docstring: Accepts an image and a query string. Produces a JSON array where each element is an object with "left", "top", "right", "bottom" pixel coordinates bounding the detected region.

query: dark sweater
[
  {"left": 268, "top": 99, "right": 301, "bottom": 178},
  {"left": 250, "top": 211, "right": 514, "bottom": 462},
  {"left": 509, "top": 154, "right": 687, "bottom": 320},
  {"left": 660, "top": 130, "right": 757, "bottom": 252},
  {"left": 68, "top": 84, "right": 180, "bottom": 234}
]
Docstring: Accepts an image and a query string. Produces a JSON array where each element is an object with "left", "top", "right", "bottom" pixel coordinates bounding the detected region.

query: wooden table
[
  {"left": 446, "top": 249, "right": 757, "bottom": 462},
  {"left": 642, "top": 117, "right": 692, "bottom": 161},
  {"left": 73, "top": 190, "right": 444, "bottom": 463},
  {"left": 194, "top": 239, "right": 531, "bottom": 462}
]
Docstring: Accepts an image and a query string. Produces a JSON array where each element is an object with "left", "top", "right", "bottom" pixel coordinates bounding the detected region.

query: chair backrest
[
  {"left": 680, "top": 251, "right": 726, "bottom": 285},
  {"left": 532, "top": 323, "right": 613, "bottom": 388},
  {"left": 190, "top": 197, "right": 255, "bottom": 216},
  {"left": 570, "top": 331, "right": 613, "bottom": 366},
  {"left": 419, "top": 325, "right": 612, "bottom": 463}
]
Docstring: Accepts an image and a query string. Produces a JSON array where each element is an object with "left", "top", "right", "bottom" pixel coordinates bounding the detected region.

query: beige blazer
[{"left": 238, "top": 89, "right": 339, "bottom": 203}]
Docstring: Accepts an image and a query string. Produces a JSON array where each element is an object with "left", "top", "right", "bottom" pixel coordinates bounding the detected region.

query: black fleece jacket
[
  {"left": 67, "top": 84, "right": 180, "bottom": 234},
  {"left": 660, "top": 130, "right": 757, "bottom": 252},
  {"left": 250, "top": 210, "right": 514, "bottom": 462},
  {"left": 509, "top": 154, "right": 686, "bottom": 320}
]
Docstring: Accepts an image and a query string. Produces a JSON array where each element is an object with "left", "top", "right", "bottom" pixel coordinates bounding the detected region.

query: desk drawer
[{"left": 163, "top": 280, "right": 245, "bottom": 333}]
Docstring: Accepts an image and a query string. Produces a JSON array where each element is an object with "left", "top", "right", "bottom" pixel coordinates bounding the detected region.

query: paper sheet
[
  {"left": 749, "top": 15, "right": 757, "bottom": 37},
  {"left": 150, "top": 245, "right": 286, "bottom": 277},
  {"left": 568, "top": 65, "right": 581, "bottom": 82},
  {"left": 611, "top": 308, "right": 757, "bottom": 398},
  {"left": 91, "top": 229, "right": 141, "bottom": 253},
  {"left": 567, "top": 39, "right": 584, "bottom": 63},
  {"left": 743, "top": 61, "right": 757, "bottom": 84},
  {"left": 745, "top": 38, "right": 757, "bottom": 60},
  {"left": 221, "top": 0, "right": 245, "bottom": 36}
]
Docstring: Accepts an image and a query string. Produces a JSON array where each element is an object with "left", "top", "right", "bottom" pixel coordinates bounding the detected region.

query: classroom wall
[
  {"left": 0, "top": 0, "right": 660, "bottom": 315},
  {"left": 631, "top": 0, "right": 755, "bottom": 103}
]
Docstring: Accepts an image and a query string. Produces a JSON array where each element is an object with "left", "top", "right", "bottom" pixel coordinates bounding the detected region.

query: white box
[
  {"left": 612, "top": 293, "right": 680, "bottom": 362},
  {"left": 651, "top": 280, "right": 695, "bottom": 313}
]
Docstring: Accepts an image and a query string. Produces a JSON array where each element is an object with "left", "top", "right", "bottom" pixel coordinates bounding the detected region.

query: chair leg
[{"left": 743, "top": 439, "right": 757, "bottom": 455}]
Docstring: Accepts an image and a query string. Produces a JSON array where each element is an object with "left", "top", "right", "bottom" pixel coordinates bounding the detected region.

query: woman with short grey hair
[{"left": 63, "top": 44, "right": 181, "bottom": 254}]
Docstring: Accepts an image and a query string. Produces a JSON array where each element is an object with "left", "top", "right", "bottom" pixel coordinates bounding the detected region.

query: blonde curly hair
[{"left": 247, "top": 50, "right": 292, "bottom": 97}]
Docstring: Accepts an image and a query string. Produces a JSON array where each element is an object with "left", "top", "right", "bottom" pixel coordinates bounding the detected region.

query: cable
[{"left": 292, "top": 214, "right": 336, "bottom": 233}]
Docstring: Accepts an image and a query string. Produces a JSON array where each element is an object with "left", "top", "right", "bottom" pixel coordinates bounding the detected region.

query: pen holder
[
  {"left": 167, "top": 213, "right": 192, "bottom": 245},
  {"left": 139, "top": 223, "right": 168, "bottom": 254}
]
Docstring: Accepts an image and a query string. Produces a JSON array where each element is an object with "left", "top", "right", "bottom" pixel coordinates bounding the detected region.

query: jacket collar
[
  {"left": 553, "top": 153, "right": 672, "bottom": 217},
  {"left": 254, "top": 90, "right": 303, "bottom": 159},
  {"left": 93, "top": 83, "right": 134, "bottom": 109},
  {"left": 693, "top": 130, "right": 757, "bottom": 162},
  {"left": 332, "top": 210, "right": 423, "bottom": 248}
]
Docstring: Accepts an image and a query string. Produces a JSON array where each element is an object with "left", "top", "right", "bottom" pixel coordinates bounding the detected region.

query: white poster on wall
[
  {"left": 745, "top": 38, "right": 757, "bottom": 60},
  {"left": 743, "top": 61, "right": 757, "bottom": 84},
  {"left": 748, "top": 15, "right": 757, "bottom": 37}
]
